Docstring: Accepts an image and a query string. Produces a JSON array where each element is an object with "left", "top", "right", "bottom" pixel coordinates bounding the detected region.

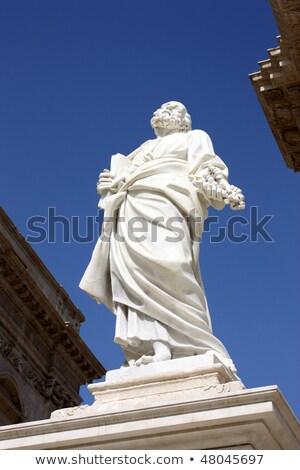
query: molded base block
[{"left": 0, "top": 354, "right": 299, "bottom": 449}]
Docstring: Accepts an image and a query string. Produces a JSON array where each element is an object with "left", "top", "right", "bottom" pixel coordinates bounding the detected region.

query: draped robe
[{"left": 80, "top": 130, "right": 232, "bottom": 363}]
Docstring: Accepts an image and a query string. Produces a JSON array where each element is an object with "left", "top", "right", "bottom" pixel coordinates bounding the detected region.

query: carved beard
[{"left": 151, "top": 108, "right": 182, "bottom": 130}]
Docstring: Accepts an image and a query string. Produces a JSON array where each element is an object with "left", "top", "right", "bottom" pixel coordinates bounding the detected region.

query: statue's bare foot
[
  {"left": 134, "top": 355, "right": 155, "bottom": 366},
  {"left": 135, "top": 342, "right": 171, "bottom": 366},
  {"left": 121, "top": 359, "right": 136, "bottom": 368}
]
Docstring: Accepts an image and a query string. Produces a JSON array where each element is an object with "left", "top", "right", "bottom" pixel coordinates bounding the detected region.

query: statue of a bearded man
[{"left": 80, "top": 101, "right": 245, "bottom": 372}]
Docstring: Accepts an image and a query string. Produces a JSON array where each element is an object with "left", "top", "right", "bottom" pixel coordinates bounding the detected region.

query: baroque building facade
[
  {"left": 0, "top": 207, "right": 105, "bottom": 425},
  {"left": 250, "top": 0, "right": 300, "bottom": 171}
]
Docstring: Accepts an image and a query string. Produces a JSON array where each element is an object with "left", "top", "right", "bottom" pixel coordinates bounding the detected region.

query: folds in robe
[{"left": 80, "top": 130, "right": 231, "bottom": 361}]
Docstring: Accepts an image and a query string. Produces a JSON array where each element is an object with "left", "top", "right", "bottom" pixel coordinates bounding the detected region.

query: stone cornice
[
  {"left": 0, "top": 244, "right": 105, "bottom": 383},
  {"left": 0, "top": 208, "right": 106, "bottom": 388},
  {"left": 249, "top": 0, "right": 300, "bottom": 172},
  {"left": 0, "top": 207, "right": 84, "bottom": 329}
]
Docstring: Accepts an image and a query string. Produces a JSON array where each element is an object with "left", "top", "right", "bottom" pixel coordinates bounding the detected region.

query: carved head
[{"left": 151, "top": 101, "right": 192, "bottom": 136}]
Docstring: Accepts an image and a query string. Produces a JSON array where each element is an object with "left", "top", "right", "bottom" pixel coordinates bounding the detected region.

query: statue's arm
[
  {"left": 191, "top": 165, "right": 245, "bottom": 210},
  {"left": 188, "top": 130, "right": 245, "bottom": 211}
]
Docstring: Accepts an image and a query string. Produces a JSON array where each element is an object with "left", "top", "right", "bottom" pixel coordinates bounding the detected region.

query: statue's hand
[
  {"left": 222, "top": 184, "right": 245, "bottom": 210},
  {"left": 190, "top": 172, "right": 245, "bottom": 210},
  {"left": 96, "top": 170, "right": 116, "bottom": 195},
  {"left": 192, "top": 175, "right": 226, "bottom": 201}
]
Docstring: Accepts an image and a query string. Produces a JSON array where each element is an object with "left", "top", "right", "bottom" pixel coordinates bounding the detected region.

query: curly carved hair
[{"left": 150, "top": 101, "right": 192, "bottom": 134}]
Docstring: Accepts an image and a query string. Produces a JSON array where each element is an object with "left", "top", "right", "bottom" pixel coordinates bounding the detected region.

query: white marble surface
[
  {"left": 105, "top": 351, "right": 238, "bottom": 383},
  {"left": 80, "top": 101, "right": 245, "bottom": 370},
  {"left": 0, "top": 385, "right": 299, "bottom": 450},
  {"left": 0, "top": 352, "right": 298, "bottom": 450}
]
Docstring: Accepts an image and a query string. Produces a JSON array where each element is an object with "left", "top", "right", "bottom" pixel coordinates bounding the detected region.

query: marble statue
[{"left": 80, "top": 101, "right": 245, "bottom": 372}]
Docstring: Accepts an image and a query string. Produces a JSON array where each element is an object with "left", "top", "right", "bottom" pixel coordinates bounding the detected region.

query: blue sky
[{"left": 1, "top": 1, "right": 299, "bottom": 419}]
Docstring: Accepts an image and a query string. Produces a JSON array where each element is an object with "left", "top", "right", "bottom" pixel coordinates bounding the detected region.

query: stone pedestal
[{"left": 0, "top": 354, "right": 299, "bottom": 450}]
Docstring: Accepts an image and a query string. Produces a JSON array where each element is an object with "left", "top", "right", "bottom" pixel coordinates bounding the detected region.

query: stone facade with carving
[
  {"left": 0, "top": 208, "right": 106, "bottom": 425},
  {"left": 250, "top": 0, "right": 300, "bottom": 171}
]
